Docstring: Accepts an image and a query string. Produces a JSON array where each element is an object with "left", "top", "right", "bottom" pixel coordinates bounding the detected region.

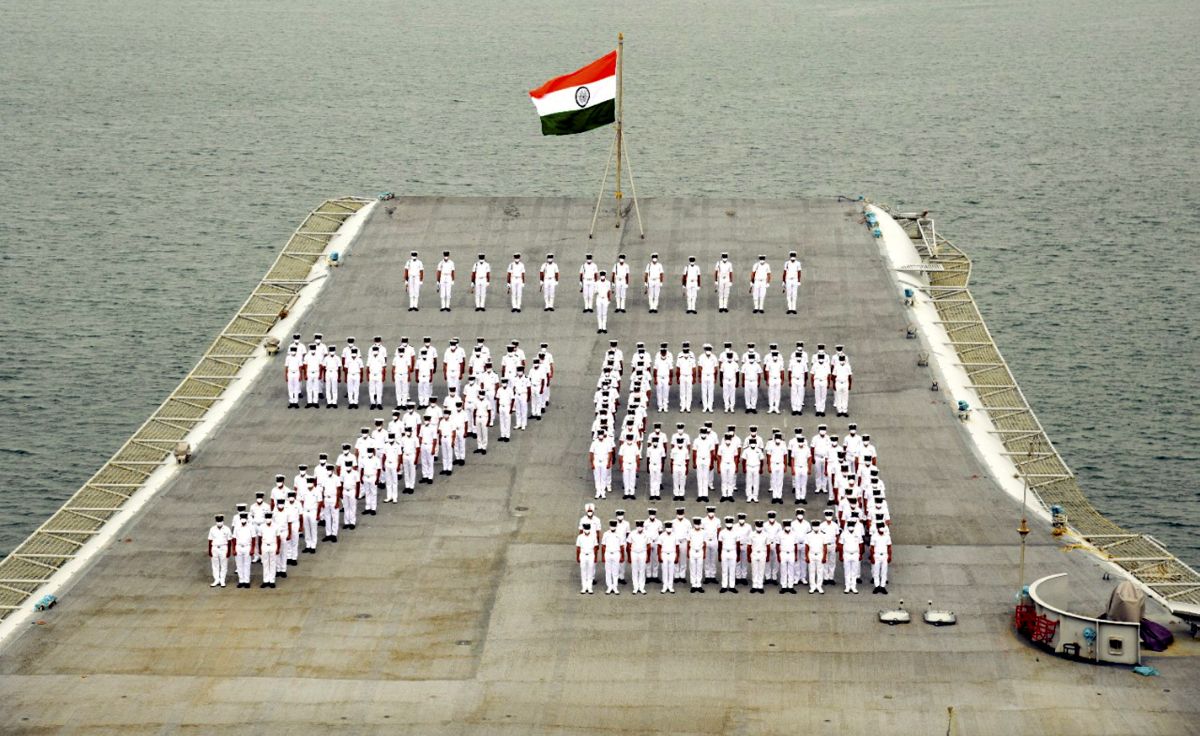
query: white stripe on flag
[{"left": 531, "top": 76, "right": 616, "bottom": 118}]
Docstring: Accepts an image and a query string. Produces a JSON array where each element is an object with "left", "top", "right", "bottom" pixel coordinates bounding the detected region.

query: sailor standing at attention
[
  {"left": 284, "top": 346, "right": 303, "bottom": 408},
  {"left": 788, "top": 341, "right": 808, "bottom": 415},
  {"left": 749, "top": 254, "right": 771, "bottom": 313},
  {"left": 717, "top": 516, "right": 740, "bottom": 593},
  {"left": 747, "top": 520, "right": 768, "bottom": 593},
  {"left": 506, "top": 253, "right": 526, "bottom": 312},
  {"left": 470, "top": 253, "right": 491, "bottom": 311},
  {"left": 714, "top": 252, "right": 734, "bottom": 313},
  {"left": 644, "top": 253, "right": 665, "bottom": 313},
  {"left": 618, "top": 433, "right": 641, "bottom": 500},
  {"left": 612, "top": 253, "right": 631, "bottom": 312},
  {"left": 366, "top": 337, "right": 387, "bottom": 410},
  {"left": 303, "top": 343, "right": 323, "bottom": 408},
  {"left": 344, "top": 346, "right": 364, "bottom": 410},
  {"left": 811, "top": 348, "right": 832, "bottom": 417},
  {"left": 207, "top": 514, "right": 233, "bottom": 588},
  {"left": 297, "top": 477, "right": 320, "bottom": 551},
  {"left": 658, "top": 521, "right": 678, "bottom": 593},
  {"left": 579, "top": 254, "right": 599, "bottom": 312},
  {"left": 764, "top": 345, "right": 785, "bottom": 414},
  {"left": 653, "top": 343, "right": 673, "bottom": 412},
  {"left": 697, "top": 344, "right": 718, "bottom": 412},
  {"left": 833, "top": 354, "right": 854, "bottom": 418},
  {"left": 538, "top": 253, "right": 559, "bottom": 311},
  {"left": 232, "top": 511, "right": 255, "bottom": 587},
  {"left": 403, "top": 250, "right": 424, "bottom": 311},
  {"left": 782, "top": 250, "right": 803, "bottom": 314},
  {"left": 602, "top": 520, "right": 624, "bottom": 594},
  {"left": 576, "top": 523, "right": 598, "bottom": 594},
  {"left": 629, "top": 521, "right": 650, "bottom": 594},
  {"left": 321, "top": 345, "right": 341, "bottom": 409},
  {"left": 392, "top": 337, "right": 415, "bottom": 408},
  {"left": 258, "top": 511, "right": 282, "bottom": 588},
  {"left": 436, "top": 251, "right": 456, "bottom": 311},
  {"left": 681, "top": 256, "right": 702, "bottom": 314},
  {"left": 687, "top": 518, "right": 708, "bottom": 593},
  {"left": 594, "top": 271, "right": 612, "bottom": 334}
]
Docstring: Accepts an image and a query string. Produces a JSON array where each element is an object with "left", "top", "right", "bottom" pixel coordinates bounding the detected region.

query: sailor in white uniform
[
  {"left": 303, "top": 344, "right": 323, "bottom": 408},
  {"left": 284, "top": 346, "right": 303, "bottom": 408},
  {"left": 321, "top": 345, "right": 340, "bottom": 409},
  {"left": 435, "top": 251, "right": 455, "bottom": 311},
  {"left": 232, "top": 512, "right": 255, "bottom": 587},
  {"left": 344, "top": 346, "right": 364, "bottom": 409},
  {"left": 611, "top": 253, "right": 630, "bottom": 312},
  {"left": 658, "top": 521, "right": 678, "bottom": 593},
  {"left": 257, "top": 512, "right": 282, "bottom": 588},
  {"left": 506, "top": 253, "right": 526, "bottom": 312},
  {"left": 714, "top": 252, "right": 734, "bottom": 313},
  {"left": 392, "top": 337, "right": 415, "bottom": 407},
  {"left": 782, "top": 250, "right": 803, "bottom": 314},
  {"left": 601, "top": 520, "right": 624, "bottom": 594},
  {"left": 749, "top": 254, "right": 771, "bottom": 313},
  {"left": 717, "top": 516, "right": 740, "bottom": 593},
  {"left": 764, "top": 345, "right": 785, "bottom": 414},
  {"left": 681, "top": 256, "right": 702, "bottom": 314},
  {"left": 833, "top": 353, "right": 854, "bottom": 417},
  {"left": 747, "top": 520, "right": 768, "bottom": 593},
  {"left": 403, "top": 251, "right": 424, "bottom": 311},
  {"left": 206, "top": 514, "right": 232, "bottom": 588},
  {"left": 789, "top": 341, "right": 808, "bottom": 415},
  {"left": 644, "top": 253, "right": 665, "bottom": 312},
  {"left": 539, "top": 253, "right": 559, "bottom": 310},
  {"left": 628, "top": 521, "right": 650, "bottom": 594},
  {"left": 470, "top": 254, "right": 491, "bottom": 311},
  {"left": 594, "top": 271, "right": 611, "bottom": 333},
  {"left": 811, "top": 347, "right": 832, "bottom": 416},
  {"left": 576, "top": 522, "right": 598, "bottom": 594},
  {"left": 579, "top": 254, "right": 599, "bottom": 312},
  {"left": 871, "top": 524, "right": 892, "bottom": 594}
]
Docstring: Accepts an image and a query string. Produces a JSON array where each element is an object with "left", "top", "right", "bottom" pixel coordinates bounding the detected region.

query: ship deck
[{"left": 1, "top": 197, "right": 1197, "bottom": 734}]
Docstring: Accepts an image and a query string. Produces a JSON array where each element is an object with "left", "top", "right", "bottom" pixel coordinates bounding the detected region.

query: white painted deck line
[{"left": 0, "top": 200, "right": 377, "bottom": 648}]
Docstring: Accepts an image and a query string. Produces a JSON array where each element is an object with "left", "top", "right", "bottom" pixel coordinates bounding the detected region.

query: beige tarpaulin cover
[{"left": 1105, "top": 580, "right": 1145, "bottom": 622}]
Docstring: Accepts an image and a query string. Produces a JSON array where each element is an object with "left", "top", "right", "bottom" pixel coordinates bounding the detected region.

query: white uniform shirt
[
  {"left": 436, "top": 258, "right": 455, "bottom": 283},
  {"left": 789, "top": 350, "right": 808, "bottom": 380},
  {"left": 404, "top": 257, "right": 424, "bottom": 282},
  {"left": 617, "top": 441, "right": 641, "bottom": 469},
  {"left": 208, "top": 524, "right": 232, "bottom": 556},
  {"left": 682, "top": 263, "right": 702, "bottom": 287},
  {"left": 783, "top": 258, "right": 802, "bottom": 283},
  {"left": 714, "top": 259, "right": 734, "bottom": 284},
  {"left": 751, "top": 261, "right": 771, "bottom": 285},
  {"left": 506, "top": 260, "right": 526, "bottom": 284},
  {"left": 697, "top": 352, "right": 719, "bottom": 380},
  {"left": 645, "top": 260, "right": 665, "bottom": 284},
  {"left": 579, "top": 261, "right": 599, "bottom": 284},
  {"left": 471, "top": 259, "right": 491, "bottom": 284},
  {"left": 539, "top": 261, "right": 559, "bottom": 283},
  {"left": 576, "top": 533, "right": 596, "bottom": 558},
  {"left": 285, "top": 352, "right": 303, "bottom": 376}
]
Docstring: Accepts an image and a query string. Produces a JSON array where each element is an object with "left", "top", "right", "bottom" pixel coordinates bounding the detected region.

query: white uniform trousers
[
  {"left": 420, "top": 448, "right": 436, "bottom": 479},
  {"left": 648, "top": 543, "right": 660, "bottom": 579},
  {"left": 543, "top": 281, "right": 556, "bottom": 308},
  {"left": 631, "top": 555, "right": 647, "bottom": 593},
  {"left": 647, "top": 283, "right": 661, "bottom": 310},
  {"left": 322, "top": 505, "right": 340, "bottom": 536},
  {"left": 688, "top": 555, "right": 705, "bottom": 588},
  {"left": 717, "top": 282, "right": 732, "bottom": 310},
  {"left": 438, "top": 282, "right": 452, "bottom": 309},
  {"left": 844, "top": 560, "right": 861, "bottom": 592},
  {"left": 383, "top": 466, "right": 398, "bottom": 502},
  {"left": 769, "top": 467, "right": 785, "bottom": 500},
  {"left": 721, "top": 557, "right": 737, "bottom": 589},
  {"left": 790, "top": 378, "right": 805, "bottom": 412},
  {"left": 417, "top": 380, "right": 433, "bottom": 406},
  {"left": 475, "top": 424, "right": 488, "bottom": 451},
  {"left": 676, "top": 544, "right": 689, "bottom": 580},
  {"left": 210, "top": 554, "right": 229, "bottom": 585},
  {"left": 261, "top": 550, "right": 278, "bottom": 584},
  {"left": 596, "top": 302, "right": 609, "bottom": 330},
  {"left": 767, "top": 381, "right": 782, "bottom": 412},
  {"left": 745, "top": 471, "right": 760, "bottom": 502},
  {"left": 685, "top": 286, "right": 698, "bottom": 311},
  {"left": 324, "top": 376, "right": 338, "bottom": 405},
  {"left": 695, "top": 465, "right": 712, "bottom": 499},
  {"left": 604, "top": 556, "right": 621, "bottom": 593},
  {"left": 286, "top": 527, "right": 299, "bottom": 561},
  {"left": 622, "top": 467, "right": 637, "bottom": 498},
  {"left": 823, "top": 547, "right": 837, "bottom": 581},
  {"left": 671, "top": 467, "right": 687, "bottom": 498},
  {"left": 719, "top": 464, "right": 737, "bottom": 499},
  {"left": 306, "top": 375, "right": 321, "bottom": 404},
  {"left": 406, "top": 280, "right": 421, "bottom": 309},
  {"left": 808, "top": 559, "right": 823, "bottom": 592},
  {"left": 793, "top": 468, "right": 809, "bottom": 501},
  {"left": 785, "top": 282, "right": 799, "bottom": 311},
  {"left": 736, "top": 550, "right": 748, "bottom": 580},
  {"left": 402, "top": 459, "right": 417, "bottom": 490},
  {"left": 656, "top": 379, "right": 670, "bottom": 411},
  {"left": 704, "top": 541, "right": 718, "bottom": 579},
  {"left": 648, "top": 466, "right": 663, "bottom": 498},
  {"left": 701, "top": 379, "right": 715, "bottom": 411},
  {"left": 660, "top": 559, "right": 676, "bottom": 592},
  {"left": 302, "top": 513, "right": 318, "bottom": 549},
  {"left": 750, "top": 555, "right": 766, "bottom": 590},
  {"left": 751, "top": 284, "right": 767, "bottom": 310},
  {"left": 235, "top": 549, "right": 252, "bottom": 584},
  {"left": 593, "top": 466, "right": 607, "bottom": 498},
  {"left": 510, "top": 283, "right": 523, "bottom": 309},
  {"left": 766, "top": 546, "right": 778, "bottom": 581},
  {"left": 362, "top": 480, "right": 378, "bottom": 512},
  {"left": 394, "top": 376, "right": 409, "bottom": 406},
  {"left": 872, "top": 559, "right": 889, "bottom": 588},
  {"left": 368, "top": 379, "right": 383, "bottom": 406},
  {"left": 614, "top": 283, "right": 627, "bottom": 310},
  {"left": 581, "top": 282, "right": 595, "bottom": 310},
  {"left": 346, "top": 375, "right": 360, "bottom": 406},
  {"left": 780, "top": 555, "right": 798, "bottom": 589},
  {"left": 579, "top": 557, "right": 595, "bottom": 593},
  {"left": 814, "top": 381, "right": 829, "bottom": 414},
  {"left": 287, "top": 374, "right": 301, "bottom": 404},
  {"left": 514, "top": 398, "right": 529, "bottom": 429},
  {"left": 722, "top": 380, "right": 737, "bottom": 412},
  {"left": 797, "top": 544, "right": 808, "bottom": 583},
  {"left": 454, "top": 435, "right": 466, "bottom": 461},
  {"left": 813, "top": 456, "right": 829, "bottom": 494},
  {"left": 744, "top": 384, "right": 759, "bottom": 410},
  {"left": 440, "top": 441, "right": 454, "bottom": 472},
  {"left": 834, "top": 380, "right": 850, "bottom": 414},
  {"left": 343, "top": 494, "right": 358, "bottom": 527},
  {"left": 474, "top": 282, "right": 488, "bottom": 309},
  {"left": 498, "top": 411, "right": 512, "bottom": 439}
]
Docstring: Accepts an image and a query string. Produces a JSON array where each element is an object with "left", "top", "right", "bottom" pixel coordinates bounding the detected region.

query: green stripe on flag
[{"left": 539, "top": 100, "right": 615, "bottom": 136}]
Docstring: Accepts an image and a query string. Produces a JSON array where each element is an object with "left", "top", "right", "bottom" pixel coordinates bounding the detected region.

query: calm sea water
[{"left": 1, "top": 0, "right": 1197, "bottom": 563}]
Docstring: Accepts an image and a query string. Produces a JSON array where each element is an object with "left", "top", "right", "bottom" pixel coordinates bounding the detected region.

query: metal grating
[
  {"left": 885, "top": 207, "right": 1200, "bottom": 609},
  {"left": 0, "top": 196, "right": 372, "bottom": 619}
]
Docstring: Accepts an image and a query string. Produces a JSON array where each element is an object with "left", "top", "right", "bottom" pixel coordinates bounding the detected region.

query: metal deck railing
[
  {"left": 885, "top": 207, "right": 1200, "bottom": 609},
  {"left": 0, "top": 196, "right": 372, "bottom": 620}
]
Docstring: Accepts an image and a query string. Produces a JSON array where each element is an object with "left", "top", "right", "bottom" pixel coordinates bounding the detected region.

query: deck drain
[
  {"left": 457, "top": 640, "right": 473, "bottom": 646},
  {"left": 515, "top": 506, "right": 529, "bottom": 512},
  {"left": 356, "top": 613, "right": 372, "bottom": 620},
  {"left": 448, "top": 494, "right": 461, "bottom": 500}
]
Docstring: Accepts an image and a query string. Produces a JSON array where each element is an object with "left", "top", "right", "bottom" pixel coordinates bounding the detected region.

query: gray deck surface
[{"left": 1, "top": 197, "right": 1197, "bottom": 735}]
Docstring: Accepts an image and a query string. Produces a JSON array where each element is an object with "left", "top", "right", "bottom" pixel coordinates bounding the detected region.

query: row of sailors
[
  {"left": 205, "top": 388, "right": 550, "bottom": 589},
  {"left": 284, "top": 334, "right": 554, "bottom": 412},
  {"left": 595, "top": 340, "right": 853, "bottom": 417},
  {"left": 575, "top": 506, "right": 893, "bottom": 595},
  {"left": 399, "top": 250, "right": 804, "bottom": 314}
]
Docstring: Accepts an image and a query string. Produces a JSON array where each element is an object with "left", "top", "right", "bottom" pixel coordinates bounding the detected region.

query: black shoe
[
  {"left": 287, "top": 560, "right": 297, "bottom": 566},
  {"left": 403, "top": 488, "right": 414, "bottom": 494},
  {"left": 260, "top": 583, "right": 268, "bottom": 588},
  {"left": 779, "top": 589, "right": 787, "bottom": 594},
  {"left": 330, "top": 536, "right": 338, "bottom": 543},
  {"left": 277, "top": 572, "right": 287, "bottom": 579},
  {"left": 455, "top": 459, "right": 465, "bottom": 466},
  {"left": 879, "top": 587, "right": 888, "bottom": 595},
  {"left": 479, "top": 449, "right": 487, "bottom": 455}
]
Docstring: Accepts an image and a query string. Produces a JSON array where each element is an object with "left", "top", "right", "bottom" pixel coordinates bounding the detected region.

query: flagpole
[{"left": 613, "top": 32, "right": 624, "bottom": 229}]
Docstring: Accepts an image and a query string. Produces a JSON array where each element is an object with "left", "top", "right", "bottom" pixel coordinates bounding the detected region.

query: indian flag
[{"left": 529, "top": 51, "right": 617, "bottom": 136}]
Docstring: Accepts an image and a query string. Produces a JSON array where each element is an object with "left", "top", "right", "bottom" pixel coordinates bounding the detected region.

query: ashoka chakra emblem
[{"left": 575, "top": 86, "right": 590, "bottom": 108}]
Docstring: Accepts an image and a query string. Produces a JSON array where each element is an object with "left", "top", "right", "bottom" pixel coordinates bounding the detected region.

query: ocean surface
[{"left": 1, "top": 0, "right": 1197, "bottom": 565}]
